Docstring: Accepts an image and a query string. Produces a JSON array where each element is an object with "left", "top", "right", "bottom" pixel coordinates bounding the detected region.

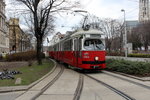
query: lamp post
[{"left": 121, "top": 9, "right": 127, "bottom": 57}]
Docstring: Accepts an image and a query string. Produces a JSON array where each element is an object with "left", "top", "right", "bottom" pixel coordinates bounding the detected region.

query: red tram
[{"left": 49, "top": 29, "right": 106, "bottom": 70}]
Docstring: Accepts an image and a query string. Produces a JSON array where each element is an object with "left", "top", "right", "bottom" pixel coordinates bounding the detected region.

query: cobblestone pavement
[{"left": 0, "top": 62, "right": 28, "bottom": 70}]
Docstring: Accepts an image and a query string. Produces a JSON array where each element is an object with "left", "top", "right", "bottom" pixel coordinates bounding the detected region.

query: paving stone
[{"left": 15, "top": 78, "right": 22, "bottom": 85}]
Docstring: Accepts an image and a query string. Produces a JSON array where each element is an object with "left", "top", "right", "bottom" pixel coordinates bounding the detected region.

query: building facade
[
  {"left": 126, "top": 20, "right": 139, "bottom": 33},
  {"left": 50, "top": 32, "right": 65, "bottom": 46},
  {"left": 0, "top": 0, "right": 9, "bottom": 53},
  {"left": 139, "top": 0, "right": 150, "bottom": 22},
  {"left": 9, "top": 18, "right": 32, "bottom": 52}
]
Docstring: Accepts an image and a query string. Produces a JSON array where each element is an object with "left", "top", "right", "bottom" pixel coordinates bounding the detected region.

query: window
[
  {"left": 63, "top": 39, "right": 72, "bottom": 51},
  {"left": 74, "top": 39, "right": 78, "bottom": 51},
  {"left": 79, "top": 38, "right": 82, "bottom": 51},
  {"left": 49, "top": 46, "right": 53, "bottom": 51},
  {"left": 84, "top": 39, "right": 104, "bottom": 51},
  {"left": 56, "top": 44, "right": 59, "bottom": 51},
  {"left": 54, "top": 45, "right": 57, "bottom": 51}
]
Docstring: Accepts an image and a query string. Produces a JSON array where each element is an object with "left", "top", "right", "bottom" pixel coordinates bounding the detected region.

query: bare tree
[
  {"left": 15, "top": 0, "right": 80, "bottom": 64},
  {"left": 23, "top": 12, "right": 55, "bottom": 43},
  {"left": 140, "top": 22, "right": 150, "bottom": 51},
  {"left": 92, "top": 18, "right": 123, "bottom": 52},
  {"left": 128, "top": 27, "right": 142, "bottom": 50},
  {"left": 130, "top": 22, "right": 150, "bottom": 51}
]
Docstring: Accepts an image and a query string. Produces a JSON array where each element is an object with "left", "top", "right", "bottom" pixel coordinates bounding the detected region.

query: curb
[
  {"left": 0, "top": 59, "right": 57, "bottom": 93},
  {"left": 103, "top": 70, "right": 150, "bottom": 81}
]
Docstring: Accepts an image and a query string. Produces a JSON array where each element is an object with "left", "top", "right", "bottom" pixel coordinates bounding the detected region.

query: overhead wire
[{"left": 116, "top": 5, "right": 139, "bottom": 20}]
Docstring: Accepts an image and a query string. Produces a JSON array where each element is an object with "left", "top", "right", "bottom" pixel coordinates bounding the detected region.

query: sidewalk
[{"left": 106, "top": 56, "right": 150, "bottom": 62}]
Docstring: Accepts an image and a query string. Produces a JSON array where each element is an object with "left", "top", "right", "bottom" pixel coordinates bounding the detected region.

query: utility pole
[{"left": 121, "top": 9, "right": 127, "bottom": 57}]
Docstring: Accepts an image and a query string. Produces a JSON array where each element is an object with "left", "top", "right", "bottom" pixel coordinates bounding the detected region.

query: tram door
[{"left": 74, "top": 38, "right": 79, "bottom": 67}]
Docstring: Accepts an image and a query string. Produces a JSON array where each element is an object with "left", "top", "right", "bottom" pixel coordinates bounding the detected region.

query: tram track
[
  {"left": 31, "top": 64, "right": 65, "bottom": 100},
  {"left": 73, "top": 74, "right": 84, "bottom": 100},
  {"left": 103, "top": 71, "right": 150, "bottom": 90},
  {"left": 35, "top": 63, "right": 84, "bottom": 100},
  {"left": 85, "top": 74, "right": 136, "bottom": 100}
]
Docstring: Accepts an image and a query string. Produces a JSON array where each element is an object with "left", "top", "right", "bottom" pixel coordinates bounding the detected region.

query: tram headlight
[{"left": 95, "top": 57, "right": 99, "bottom": 61}]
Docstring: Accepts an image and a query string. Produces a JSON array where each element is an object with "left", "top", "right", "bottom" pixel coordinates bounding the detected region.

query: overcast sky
[
  {"left": 81, "top": 0, "right": 138, "bottom": 19},
  {"left": 5, "top": 0, "right": 139, "bottom": 44},
  {"left": 55, "top": 0, "right": 139, "bottom": 33},
  {"left": 5, "top": 0, "right": 139, "bottom": 33}
]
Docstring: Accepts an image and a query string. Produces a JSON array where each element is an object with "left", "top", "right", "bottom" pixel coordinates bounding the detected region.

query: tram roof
[
  {"left": 71, "top": 29, "right": 103, "bottom": 37},
  {"left": 50, "top": 29, "right": 104, "bottom": 46}
]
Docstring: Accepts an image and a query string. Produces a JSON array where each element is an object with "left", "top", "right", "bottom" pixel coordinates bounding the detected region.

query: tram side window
[
  {"left": 56, "top": 44, "right": 59, "bottom": 51},
  {"left": 79, "top": 38, "right": 82, "bottom": 51},
  {"left": 54, "top": 45, "right": 57, "bottom": 51},
  {"left": 74, "top": 39, "right": 78, "bottom": 51},
  {"left": 74, "top": 38, "right": 82, "bottom": 51},
  {"left": 59, "top": 43, "right": 61, "bottom": 51},
  {"left": 56, "top": 45, "right": 57, "bottom": 51},
  {"left": 49, "top": 46, "right": 54, "bottom": 51},
  {"left": 49, "top": 46, "right": 51, "bottom": 51},
  {"left": 63, "top": 40, "right": 72, "bottom": 51}
]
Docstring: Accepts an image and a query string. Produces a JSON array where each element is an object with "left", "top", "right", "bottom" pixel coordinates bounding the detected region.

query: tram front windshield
[{"left": 84, "top": 39, "right": 104, "bottom": 50}]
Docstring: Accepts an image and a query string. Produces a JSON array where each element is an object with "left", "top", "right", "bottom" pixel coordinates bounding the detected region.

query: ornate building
[
  {"left": 139, "top": 0, "right": 150, "bottom": 22},
  {"left": 9, "top": 18, "right": 32, "bottom": 52},
  {"left": 0, "top": 0, "right": 9, "bottom": 53},
  {"left": 50, "top": 32, "right": 65, "bottom": 46}
]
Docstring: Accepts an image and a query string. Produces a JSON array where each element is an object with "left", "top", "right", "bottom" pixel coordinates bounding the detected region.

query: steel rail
[
  {"left": 31, "top": 64, "right": 65, "bottom": 100},
  {"left": 73, "top": 74, "right": 84, "bottom": 100},
  {"left": 103, "top": 71, "right": 150, "bottom": 90},
  {"left": 86, "top": 74, "right": 136, "bottom": 100}
]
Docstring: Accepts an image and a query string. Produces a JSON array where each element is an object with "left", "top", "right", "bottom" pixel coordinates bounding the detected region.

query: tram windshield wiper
[{"left": 96, "top": 45, "right": 101, "bottom": 50}]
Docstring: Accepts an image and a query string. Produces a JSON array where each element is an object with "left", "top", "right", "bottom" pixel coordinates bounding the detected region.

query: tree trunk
[
  {"left": 37, "top": 38, "right": 42, "bottom": 65},
  {"left": 145, "top": 45, "right": 148, "bottom": 51}
]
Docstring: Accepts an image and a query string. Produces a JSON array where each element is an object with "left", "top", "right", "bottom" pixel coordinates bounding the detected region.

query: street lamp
[{"left": 121, "top": 9, "right": 128, "bottom": 57}]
